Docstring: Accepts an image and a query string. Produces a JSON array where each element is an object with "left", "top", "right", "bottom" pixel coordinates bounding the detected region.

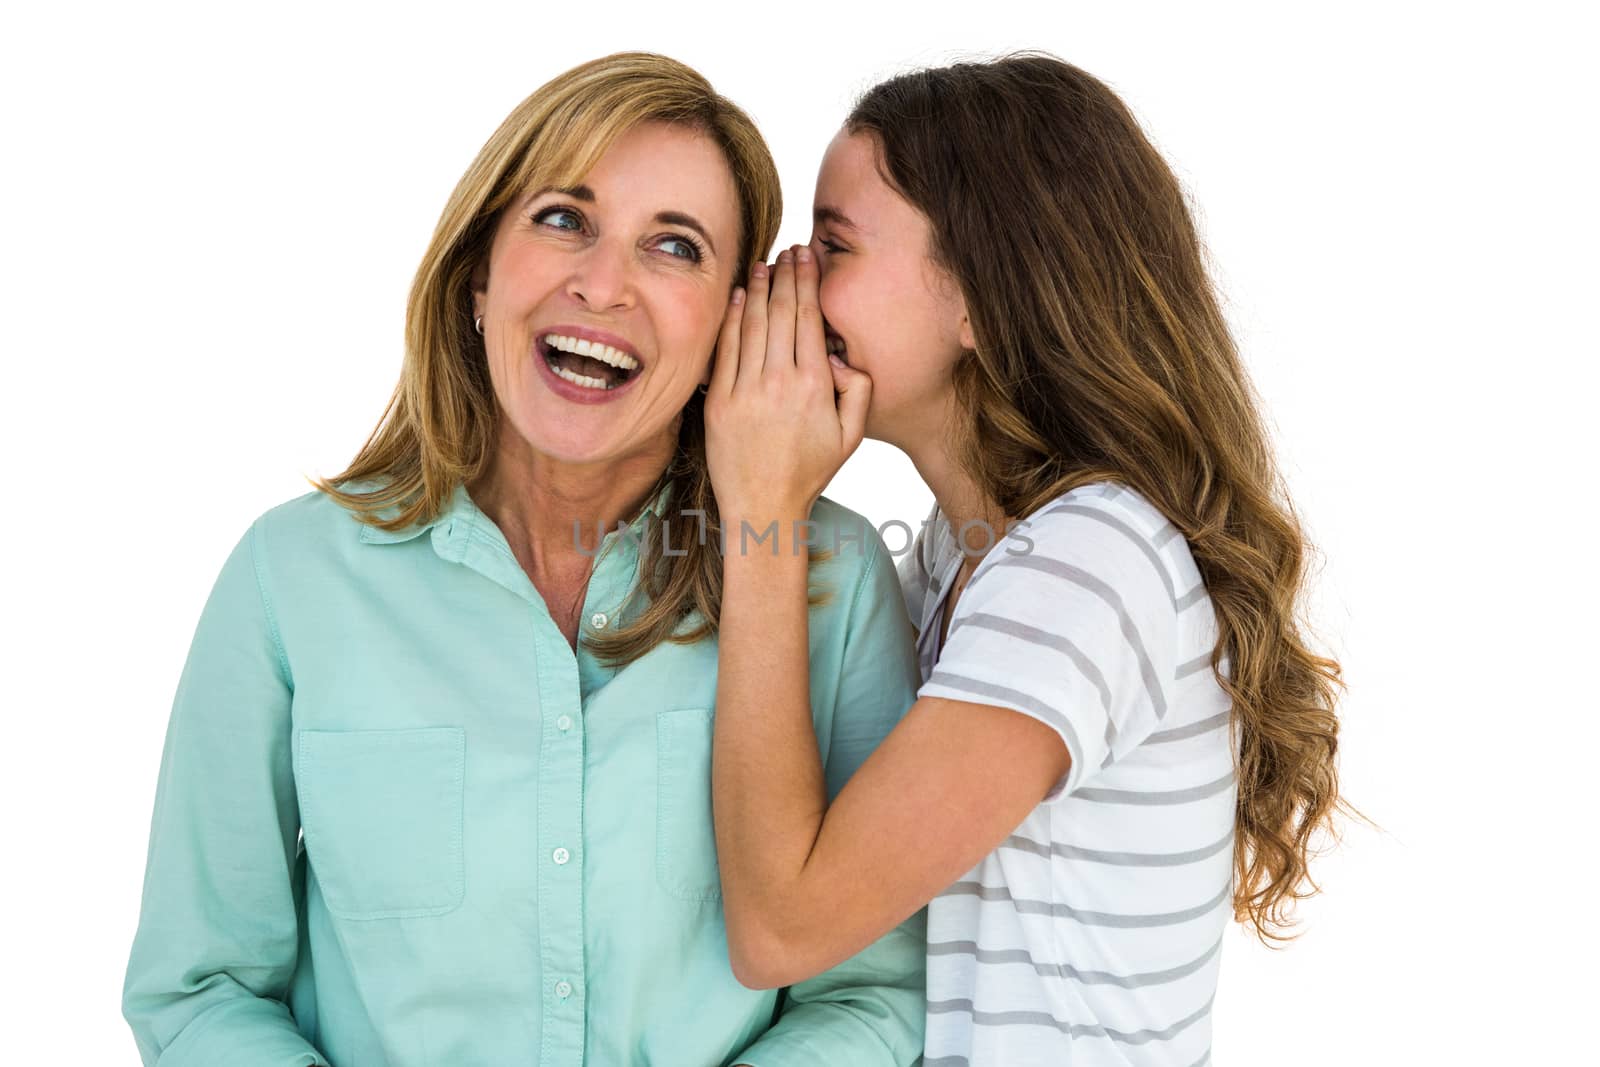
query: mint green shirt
[{"left": 121, "top": 479, "right": 926, "bottom": 1066}]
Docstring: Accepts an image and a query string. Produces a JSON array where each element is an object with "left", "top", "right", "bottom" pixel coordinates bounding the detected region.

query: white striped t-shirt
[{"left": 898, "top": 481, "right": 1236, "bottom": 1067}]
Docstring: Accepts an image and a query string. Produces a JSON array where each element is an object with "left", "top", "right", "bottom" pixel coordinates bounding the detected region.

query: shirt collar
[{"left": 354, "top": 477, "right": 674, "bottom": 552}]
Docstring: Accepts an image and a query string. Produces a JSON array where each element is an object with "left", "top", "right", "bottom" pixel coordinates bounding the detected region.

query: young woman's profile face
[
  {"left": 472, "top": 120, "right": 741, "bottom": 467},
  {"left": 808, "top": 127, "right": 972, "bottom": 446}
]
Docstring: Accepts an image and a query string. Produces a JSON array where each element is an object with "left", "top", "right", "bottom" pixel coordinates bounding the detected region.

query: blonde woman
[
  {"left": 121, "top": 53, "right": 925, "bottom": 1066},
  {"left": 705, "top": 54, "right": 1344, "bottom": 1065}
]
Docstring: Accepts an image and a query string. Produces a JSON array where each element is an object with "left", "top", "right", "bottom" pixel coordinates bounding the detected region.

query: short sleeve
[{"left": 916, "top": 497, "right": 1180, "bottom": 799}]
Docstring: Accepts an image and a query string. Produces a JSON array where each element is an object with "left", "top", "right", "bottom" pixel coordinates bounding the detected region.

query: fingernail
[
  {"left": 752, "top": 263, "right": 767, "bottom": 279},
  {"left": 796, "top": 246, "right": 812, "bottom": 263},
  {"left": 777, "top": 248, "right": 793, "bottom": 263},
  {"left": 732, "top": 287, "right": 745, "bottom": 305},
  {"left": 828, "top": 354, "right": 846, "bottom": 368}
]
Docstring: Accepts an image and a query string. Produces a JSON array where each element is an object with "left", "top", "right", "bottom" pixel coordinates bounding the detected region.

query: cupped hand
[{"left": 703, "top": 244, "right": 871, "bottom": 522}]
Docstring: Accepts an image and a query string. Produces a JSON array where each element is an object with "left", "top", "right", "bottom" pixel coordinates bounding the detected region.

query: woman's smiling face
[{"left": 472, "top": 120, "right": 742, "bottom": 467}]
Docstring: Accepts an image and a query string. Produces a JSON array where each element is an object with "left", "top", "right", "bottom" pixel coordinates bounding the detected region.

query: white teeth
[
  {"left": 542, "top": 333, "right": 640, "bottom": 371},
  {"left": 549, "top": 363, "right": 613, "bottom": 390}
]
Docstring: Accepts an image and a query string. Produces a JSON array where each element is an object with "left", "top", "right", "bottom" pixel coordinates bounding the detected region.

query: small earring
[{"left": 474, "top": 315, "right": 484, "bottom": 336}]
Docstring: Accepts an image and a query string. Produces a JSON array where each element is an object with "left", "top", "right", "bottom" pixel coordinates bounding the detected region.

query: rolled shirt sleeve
[
  {"left": 735, "top": 526, "right": 928, "bottom": 1067},
  {"left": 121, "top": 520, "right": 327, "bottom": 1066}
]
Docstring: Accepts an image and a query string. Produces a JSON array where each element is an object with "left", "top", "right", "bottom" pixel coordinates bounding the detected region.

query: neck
[
  {"left": 893, "top": 403, "right": 1010, "bottom": 565},
  {"left": 468, "top": 421, "right": 674, "bottom": 582}
]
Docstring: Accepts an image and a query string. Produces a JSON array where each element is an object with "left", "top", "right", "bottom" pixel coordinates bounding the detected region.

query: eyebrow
[
  {"left": 813, "top": 205, "right": 859, "bottom": 231},
  {"left": 529, "top": 185, "right": 718, "bottom": 257}
]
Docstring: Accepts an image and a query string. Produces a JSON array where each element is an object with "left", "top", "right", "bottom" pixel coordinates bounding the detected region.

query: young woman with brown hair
[{"left": 705, "top": 53, "right": 1345, "bottom": 1066}]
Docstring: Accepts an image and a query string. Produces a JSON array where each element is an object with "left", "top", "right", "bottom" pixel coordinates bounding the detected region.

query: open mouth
[
  {"left": 538, "top": 332, "right": 642, "bottom": 391},
  {"left": 823, "top": 324, "right": 848, "bottom": 365}
]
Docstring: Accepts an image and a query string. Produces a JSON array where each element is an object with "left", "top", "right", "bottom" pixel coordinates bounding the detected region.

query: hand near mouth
[{"left": 703, "top": 243, "right": 872, "bottom": 526}]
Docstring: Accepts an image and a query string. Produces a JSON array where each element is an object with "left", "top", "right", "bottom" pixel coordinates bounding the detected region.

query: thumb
[{"left": 828, "top": 356, "right": 872, "bottom": 450}]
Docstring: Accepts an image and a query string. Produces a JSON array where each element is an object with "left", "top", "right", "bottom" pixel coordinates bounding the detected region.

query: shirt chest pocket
[
  {"left": 655, "top": 708, "right": 722, "bottom": 902},
  {"left": 295, "top": 727, "right": 466, "bottom": 920}
]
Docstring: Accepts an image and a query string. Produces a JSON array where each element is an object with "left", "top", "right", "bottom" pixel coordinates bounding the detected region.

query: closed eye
[{"left": 815, "top": 235, "right": 847, "bottom": 255}]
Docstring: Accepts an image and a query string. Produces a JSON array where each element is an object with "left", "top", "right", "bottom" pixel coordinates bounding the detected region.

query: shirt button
[
  {"left": 552, "top": 847, "right": 570, "bottom": 866},
  {"left": 589, "top": 612, "right": 608, "bottom": 630},
  {"left": 556, "top": 714, "right": 573, "bottom": 732},
  {"left": 554, "top": 980, "right": 573, "bottom": 999}
]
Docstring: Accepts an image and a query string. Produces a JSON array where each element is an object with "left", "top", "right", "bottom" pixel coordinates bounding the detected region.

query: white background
[{"left": 4, "top": 0, "right": 1595, "bottom": 1061}]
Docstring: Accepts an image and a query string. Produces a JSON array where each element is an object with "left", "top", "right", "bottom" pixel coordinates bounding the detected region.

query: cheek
[
  {"left": 685, "top": 288, "right": 727, "bottom": 347},
  {"left": 491, "top": 245, "right": 552, "bottom": 300},
  {"left": 655, "top": 284, "right": 725, "bottom": 363},
  {"left": 817, "top": 268, "right": 861, "bottom": 331}
]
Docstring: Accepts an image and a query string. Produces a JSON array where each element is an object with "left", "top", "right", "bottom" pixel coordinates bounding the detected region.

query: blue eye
[
  {"left": 659, "top": 235, "right": 705, "bottom": 263},
  {"left": 534, "top": 206, "right": 584, "bottom": 232}
]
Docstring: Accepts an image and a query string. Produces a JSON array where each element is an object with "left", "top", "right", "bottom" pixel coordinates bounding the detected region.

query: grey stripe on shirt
[
  {"left": 967, "top": 552, "right": 1169, "bottom": 721},
  {"left": 926, "top": 993, "right": 1214, "bottom": 1046},
  {"left": 925, "top": 668, "right": 1087, "bottom": 773},
  {"left": 938, "top": 877, "right": 1232, "bottom": 929},
  {"left": 1147, "top": 711, "right": 1230, "bottom": 745},
  {"left": 1075, "top": 770, "right": 1235, "bottom": 806},
  {"left": 1038, "top": 502, "right": 1178, "bottom": 607},
  {"left": 998, "top": 826, "right": 1234, "bottom": 867},
  {"left": 927, "top": 933, "right": 1223, "bottom": 988}
]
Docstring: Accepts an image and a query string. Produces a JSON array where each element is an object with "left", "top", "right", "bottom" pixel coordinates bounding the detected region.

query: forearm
[
  {"left": 713, "top": 513, "right": 832, "bottom": 971},
  {"left": 734, "top": 907, "right": 927, "bottom": 1067}
]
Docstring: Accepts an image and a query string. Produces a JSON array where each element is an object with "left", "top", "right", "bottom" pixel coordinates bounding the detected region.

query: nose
[
  {"left": 566, "top": 237, "right": 635, "bottom": 311},
  {"left": 807, "top": 236, "right": 828, "bottom": 271}
]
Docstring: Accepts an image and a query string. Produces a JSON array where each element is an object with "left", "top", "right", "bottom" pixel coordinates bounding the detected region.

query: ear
[
  {"left": 470, "top": 258, "right": 489, "bottom": 321},
  {"left": 956, "top": 297, "right": 977, "bottom": 351}
]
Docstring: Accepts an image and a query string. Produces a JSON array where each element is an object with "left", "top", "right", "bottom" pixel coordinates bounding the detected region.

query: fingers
[
  {"left": 730, "top": 244, "right": 822, "bottom": 394},
  {"left": 793, "top": 245, "right": 827, "bottom": 376},
  {"left": 829, "top": 358, "right": 873, "bottom": 456},
  {"left": 736, "top": 261, "right": 770, "bottom": 388},
  {"left": 764, "top": 248, "right": 797, "bottom": 374},
  {"left": 709, "top": 285, "right": 745, "bottom": 399}
]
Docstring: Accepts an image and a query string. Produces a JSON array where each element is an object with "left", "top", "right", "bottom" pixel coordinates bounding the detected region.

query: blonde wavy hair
[
  {"left": 313, "top": 52, "right": 817, "bottom": 667},
  {"left": 848, "top": 54, "right": 1350, "bottom": 942}
]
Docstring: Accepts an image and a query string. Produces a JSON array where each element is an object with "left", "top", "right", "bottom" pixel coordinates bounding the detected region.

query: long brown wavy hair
[
  {"left": 312, "top": 52, "right": 831, "bottom": 668},
  {"left": 848, "top": 54, "right": 1347, "bottom": 941}
]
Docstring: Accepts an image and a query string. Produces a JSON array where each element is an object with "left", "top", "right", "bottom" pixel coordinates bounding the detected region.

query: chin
[
  {"left": 535, "top": 437, "right": 623, "bottom": 466},
  {"left": 503, "top": 414, "right": 611, "bottom": 465}
]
